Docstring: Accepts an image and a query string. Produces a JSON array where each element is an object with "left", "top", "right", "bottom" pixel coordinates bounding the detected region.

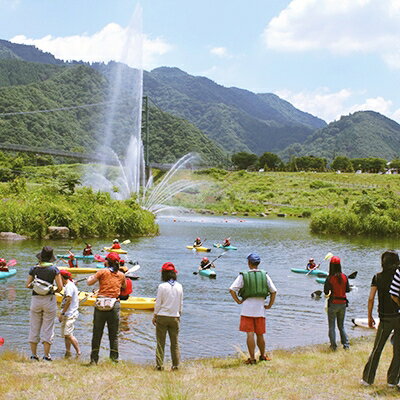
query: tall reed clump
[
  {"left": 0, "top": 184, "right": 158, "bottom": 239},
  {"left": 310, "top": 194, "right": 400, "bottom": 236}
]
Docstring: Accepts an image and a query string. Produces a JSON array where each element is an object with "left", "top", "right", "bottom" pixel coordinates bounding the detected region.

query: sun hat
[
  {"left": 330, "top": 256, "right": 341, "bottom": 264},
  {"left": 59, "top": 270, "right": 73, "bottom": 280},
  {"left": 36, "top": 246, "right": 56, "bottom": 262},
  {"left": 161, "top": 262, "right": 178, "bottom": 273},
  {"left": 247, "top": 253, "right": 261, "bottom": 264},
  {"left": 106, "top": 252, "right": 120, "bottom": 262}
]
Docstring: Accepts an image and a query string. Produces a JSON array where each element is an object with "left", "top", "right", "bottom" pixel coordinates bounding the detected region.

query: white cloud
[
  {"left": 275, "top": 87, "right": 400, "bottom": 123},
  {"left": 210, "top": 46, "right": 230, "bottom": 58},
  {"left": 263, "top": 0, "right": 400, "bottom": 68},
  {"left": 11, "top": 23, "right": 172, "bottom": 70}
]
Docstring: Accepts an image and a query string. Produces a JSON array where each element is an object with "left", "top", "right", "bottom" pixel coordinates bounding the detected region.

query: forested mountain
[
  {"left": 280, "top": 111, "right": 400, "bottom": 161},
  {"left": 0, "top": 59, "right": 227, "bottom": 165},
  {"left": 143, "top": 67, "right": 326, "bottom": 154}
]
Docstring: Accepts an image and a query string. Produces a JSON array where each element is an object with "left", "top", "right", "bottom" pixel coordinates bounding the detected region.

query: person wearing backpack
[
  {"left": 229, "top": 253, "right": 277, "bottom": 364},
  {"left": 26, "top": 246, "right": 63, "bottom": 361}
]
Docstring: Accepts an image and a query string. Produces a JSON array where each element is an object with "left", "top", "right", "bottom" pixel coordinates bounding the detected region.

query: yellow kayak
[
  {"left": 186, "top": 245, "right": 211, "bottom": 252},
  {"left": 103, "top": 247, "right": 128, "bottom": 254},
  {"left": 56, "top": 291, "right": 155, "bottom": 310},
  {"left": 59, "top": 267, "right": 103, "bottom": 274}
]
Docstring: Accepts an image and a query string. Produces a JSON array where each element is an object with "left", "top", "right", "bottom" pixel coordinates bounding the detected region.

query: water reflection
[{"left": 0, "top": 215, "right": 399, "bottom": 363}]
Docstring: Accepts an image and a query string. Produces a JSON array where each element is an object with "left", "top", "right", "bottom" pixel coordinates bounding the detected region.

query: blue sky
[{"left": 1, "top": 0, "right": 400, "bottom": 123}]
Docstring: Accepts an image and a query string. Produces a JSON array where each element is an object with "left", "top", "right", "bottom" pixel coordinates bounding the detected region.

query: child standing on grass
[
  {"left": 59, "top": 270, "right": 81, "bottom": 358},
  {"left": 229, "top": 253, "right": 277, "bottom": 364}
]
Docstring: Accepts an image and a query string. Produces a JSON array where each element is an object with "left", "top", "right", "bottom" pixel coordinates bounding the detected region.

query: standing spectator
[
  {"left": 323, "top": 256, "right": 350, "bottom": 351},
  {"left": 87, "top": 252, "right": 126, "bottom": 364},
  {"left": 26, "top": 246, "right": 63, "bottom": 361},
  {"left": 152, "top": 262, "right": 183, "bottom": 371},
  {"left": 59, "top": 270, "right": 81, "bottom": 358},
  {"left": 361, "top": 250, "right": 400, "bottom": 387},
  {"left": 229, "top": 253, "right": 277, "bottom": 364}
]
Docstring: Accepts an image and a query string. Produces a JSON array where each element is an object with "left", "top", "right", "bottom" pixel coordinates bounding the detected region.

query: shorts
[
  {"left": 239, "top": 316, "right": 266, "bottom": 335},
  {"left": 61, "top": 316, "right": 77, "bottom": 337}
]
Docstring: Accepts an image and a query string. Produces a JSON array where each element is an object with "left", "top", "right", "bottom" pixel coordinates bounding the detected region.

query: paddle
[
  {"left": 125, "top": 264, "right": 141, "bottom": 279},
  {"left": 79, "top": 289, "right": 99, "bottom": 306},
  {"left": 121, "top": 239, "right": 131, "bottom": 245},
  {"left": 348, "top": 271, "right": 358, "bottom": 279},
  {"left": 193, "top": 252, "right": 226, "bottom": 275},
  {"left": 306, "top": 252, "right": 333, "bottom": 276}
]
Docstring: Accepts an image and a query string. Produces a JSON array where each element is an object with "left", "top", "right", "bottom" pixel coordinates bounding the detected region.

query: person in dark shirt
[{"left": 361, "top": 250, "right": 400, "bottom": 388}]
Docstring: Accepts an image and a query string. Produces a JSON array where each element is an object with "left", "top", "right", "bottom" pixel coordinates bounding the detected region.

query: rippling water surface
[{"left": 0, "top": 215, "right": 399, "bottom": 363}]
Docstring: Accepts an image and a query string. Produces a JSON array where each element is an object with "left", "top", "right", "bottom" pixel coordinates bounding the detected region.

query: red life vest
[
  {"left": 328, "top": 273, "right": 348, "bottom": 304},
  {"left": 119, "top": 278, "right": 132, "bottom": 297},
  {"left": 111, "top": 243, "right": 121, "bottom": 249},
  {"left": 68, "top": 259, "right": 78, "bottom": 268}
]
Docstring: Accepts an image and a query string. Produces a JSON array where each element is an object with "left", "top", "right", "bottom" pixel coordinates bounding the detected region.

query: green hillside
[
  {"left": 143, "top": 67, "right": 326, "bottom": 155},
  {"left": 280, "top": 111, "right": 400, "bottom": 161},
  {"left": 0, "top": 59, "right": 227, "bottom": 165}
]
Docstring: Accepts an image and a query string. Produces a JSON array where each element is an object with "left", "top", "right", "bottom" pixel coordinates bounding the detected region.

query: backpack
[{"left": 32, "top": 276, "right": 54, "bottom": 295}]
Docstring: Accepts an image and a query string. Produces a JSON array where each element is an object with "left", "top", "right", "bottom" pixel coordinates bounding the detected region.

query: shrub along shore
[{"left": 1, "top": 336, "right": 399, "bottom": 399}]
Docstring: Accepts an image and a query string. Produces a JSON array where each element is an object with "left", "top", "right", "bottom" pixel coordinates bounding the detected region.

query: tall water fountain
[{"left": 83, "top": 6, "right": 202, "bottom": 213}]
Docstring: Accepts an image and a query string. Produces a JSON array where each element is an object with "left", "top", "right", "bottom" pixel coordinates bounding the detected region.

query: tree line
[{"left": 231, "top": 151, "right": 400, "bottom": 173}]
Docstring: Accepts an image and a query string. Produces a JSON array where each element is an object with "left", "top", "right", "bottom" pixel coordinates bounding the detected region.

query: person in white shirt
[
  {"left": 152, "top": 262, "right": 183, "bottom": 371},
  {"left": 229, "top": 253, "right": 277, "bottom": 365},
  {"left": 58, "top": 270, "right": 80, "bottom": 358}
]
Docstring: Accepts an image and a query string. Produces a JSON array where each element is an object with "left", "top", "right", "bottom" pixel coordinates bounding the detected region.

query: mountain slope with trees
[{"left": 280, "top": 111, "right": 400, "bottom": 161}]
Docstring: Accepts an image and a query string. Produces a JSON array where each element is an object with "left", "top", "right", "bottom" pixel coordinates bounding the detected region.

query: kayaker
[
  {"left": 83, "top": 244, "right": 93, "bottom": 256},
  {"left": 193, "top": 237, "right": 202, "bottom": 247},
  {"left": 87, "top": 252, "right": 126, "bottom": 364},
  {"left": 199, "top": 257, "right": 214, "bottom": 270},
  {"left": 323, "top": 256, "right": 350, "bottom": 351},
  {"left": 111, "top": 239, "right": 121, "bottom": 250},
  {"left": 118, "top": 262, "right": 133, "bottom": 301},
  {"left": 361, "top": 250, "right": 400, "bottom": 387},
  {"left": 61, "top": 252, "right": 78, "bottom": 268},
  {"left": 26, "top": 246, "right": 63, "bottom": 361},
  {"left": 229, "top": 253, "right": 277, "bottom": 364},
  {"left": 0, "top": 258, "right": 9, "bottom": 272},
  {"left": 58, "top": 270, "right": 81, "bottom": 359},
  {"left": 306, "top": 258, "right": 317, "bottom": 270},
  {"left": 223, "top": 238, "right": 231, "bottom": 247},
  {"left": 152, "top": 262, "right": 183, "bottom": 371}
]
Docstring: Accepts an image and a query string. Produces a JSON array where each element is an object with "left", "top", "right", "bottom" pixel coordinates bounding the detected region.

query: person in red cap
[
  {"left": 83, "top": 244, "right": 93, "bottom": 256},
  {"left": 323, "top": 256, "right": 350, "bottom": 351},
  {"left": 87, "top": 251, "right": 126, "bottom": 364},
  {"left": 111, "top": 239, "right": 121, "bottom": 250},
  {"left": 0, "top": 258, "right": 8, "bottom": 272},
  {"left": 199, "top": 257, "right": 214, "bottom": 271},
  {"left": 152, "top": 262, "right": 183, "bottom": 371},
  {"left": 58, "top": 270, "right": 80, "bottom": 358},
  {"left": 193, "top": 237, "right": 202, "bottom": 248},
  {"left": 223, "top": 238, "right": 231, "bottom": 247},
  {"left": 61, "top": 252, "right": 78, "bottom": 268},
  {"left": 306, "top": 258, "right": 317, "bottom": 271}
]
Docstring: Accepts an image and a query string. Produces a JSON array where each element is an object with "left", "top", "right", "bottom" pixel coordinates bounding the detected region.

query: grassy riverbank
[{"left": 1, "top": 336, "right": 399, "bottom": 400}]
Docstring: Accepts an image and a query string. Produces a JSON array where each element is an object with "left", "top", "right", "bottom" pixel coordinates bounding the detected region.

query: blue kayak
[
  {"left": 56, "top": 254, "right": 95, "bottom": 260},
  {"left": 0, "top": 269, "right": 17, "bottom": 279},
  {"left": 291, "top": 268, "right": 328, "bottom": 277},
  {"left": 316, "top": 277, "right": 326, "bottom": 284},
  {"left": 199, "top": 269, "right": 216, "bottom": 278},
  {"left": 213, "top": 243, "right": 237, "bottom": 251}
]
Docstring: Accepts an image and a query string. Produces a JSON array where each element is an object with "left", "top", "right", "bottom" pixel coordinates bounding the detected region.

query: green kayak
[
  {"left": 198, "top": 269, "right": 216, "bottom": 278},
  {"left": 0, "top": 269, "right": 17, "bottom": 279},
  {"left": 213, "top": 243, "right": 237, "bottom": 250},
  {"left": 316, "top": 277, "right": 326, "bottom": 284},
  {"left": 291, "top": 268, "right": 328, "bottom": 277}
]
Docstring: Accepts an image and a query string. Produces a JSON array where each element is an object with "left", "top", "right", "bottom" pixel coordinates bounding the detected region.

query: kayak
[
  {"left": 315, "top": 277, "right": 326, "bottom": 284},
  {"left": 0, "top": 269, "right": 17, "bottom": 279},
  {"left": 198, "top": 269, "right": 216, "bottom": 278},
  {"left": 291, "top": 268, "right": 328, "bottom": 277},
  {"left": 103, "top": 247, "right": 128, "bottom": 254},
  {"left": 352, "top": 317, "right": 379, "bottom": 329},
  {"left": 186, "top": 246, "right": 211, "bottom": 252},
  {"left": 55, "top": 292, "right": 155, "bottom": 310},
  {"left": 213, "top": 243, "right": 237, "bottom": 250},
  {"left": 59, "top": 266, "right": 105, "bottom": 274},
  {"left": 56, "top": 254, "right": 95, "bottom": 260}
]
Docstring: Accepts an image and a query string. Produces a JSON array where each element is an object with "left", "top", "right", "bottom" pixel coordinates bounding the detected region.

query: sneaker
[
  {"left": 360, "top": 379, "right": 371, "bottom": 386},
  {"left": 64, "top": 351, "right": 71, "bottom": 359},
  {"left": 156, "top": 366, "right": 164, "bottom": 371},
  {"left": 387, "top": 383, "right": 397, "bottom": 388},
  {"left": 329, "top": 345, "right": 337, "bottom": 351},
  {"left": 171, "top": 366, "right": 179, "bottom": 371},
  {"left": 30, "top": 355, "right": 39, "bottom": 361},
  {"left": 42, "top": 356, "right": 52, "bottom": 361},
  {"left": 343, "top": 345, "right": 350, "bottom": 350},
  {"left": 244, "top": 358, "right": 257, "bottom": 365},
  {"left": 259, "top": 355, "right": 271, "bottom": 361}
]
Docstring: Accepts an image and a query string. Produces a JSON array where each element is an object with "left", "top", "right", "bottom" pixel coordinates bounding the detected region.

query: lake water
[{"left": 0, "top": 215, "right": 399, "bottom": 364}]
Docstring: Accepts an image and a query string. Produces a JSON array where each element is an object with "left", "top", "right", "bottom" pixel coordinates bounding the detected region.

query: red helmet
[
  {"left": 0, "top": 258, "right": 6, "bottom": 266},
  {"left": 202, "top": 257, "right": 209, "bottom": 262},
  {"left": 196, "top": 237, "right": 201, "bottom": 241}
]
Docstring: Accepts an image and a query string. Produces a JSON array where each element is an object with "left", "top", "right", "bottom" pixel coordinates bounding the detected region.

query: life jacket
[
  {"left": 83, "top": 248, "right": 92, "bottom": 256},
  {"left": 68, "top": 258, "right": 78, "bottom": 268},
  {"left": 224, "top": 240, "right": 231, "bottom": 247},
  {"left": 238, "top": 270, "right": 269, "bottom": 300},
  {"left": 119, "top": 277, "right": 132, "bottom": 297},
  {"left": 112, "top": 243, "right": 121, "bottom": 249},
  {"left": 327, "top": 273, "right": 348, "bottom": 304}
]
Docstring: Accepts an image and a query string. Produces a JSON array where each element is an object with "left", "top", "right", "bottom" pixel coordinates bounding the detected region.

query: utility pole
[{"left": 142, "top": 96, "right": 150, "bottom": 179}]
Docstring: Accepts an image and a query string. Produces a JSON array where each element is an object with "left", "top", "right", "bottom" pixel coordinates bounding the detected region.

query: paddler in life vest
[
  {"left": 0, "top": 258, "right": 9, "bottom": 272},
  {"left": 306, "top": 258, "right": 317, "bottom": 271},
  {"left": 199, "top": 257, "right": 214, "bottom": 271},
  {"left": 111, "top": 239, "right": 121, "bottom": 250},
  {"left": 118, "top": 260, "right": 133, "bottom": 301},
  {"left": 223, "top": 238, "right": 231, "bottom": 247},
  {"left": 62, "top": 252, "right": 78, "bottom": 268},
  {"left": 193, "top": 237, "right": 202, "bottom": 248},
  {"left": 229, "top": 253, "right": 277, "bottom": 365},
  {"left": 83, "top": 244, "right": 93, "bottom": 256}
]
